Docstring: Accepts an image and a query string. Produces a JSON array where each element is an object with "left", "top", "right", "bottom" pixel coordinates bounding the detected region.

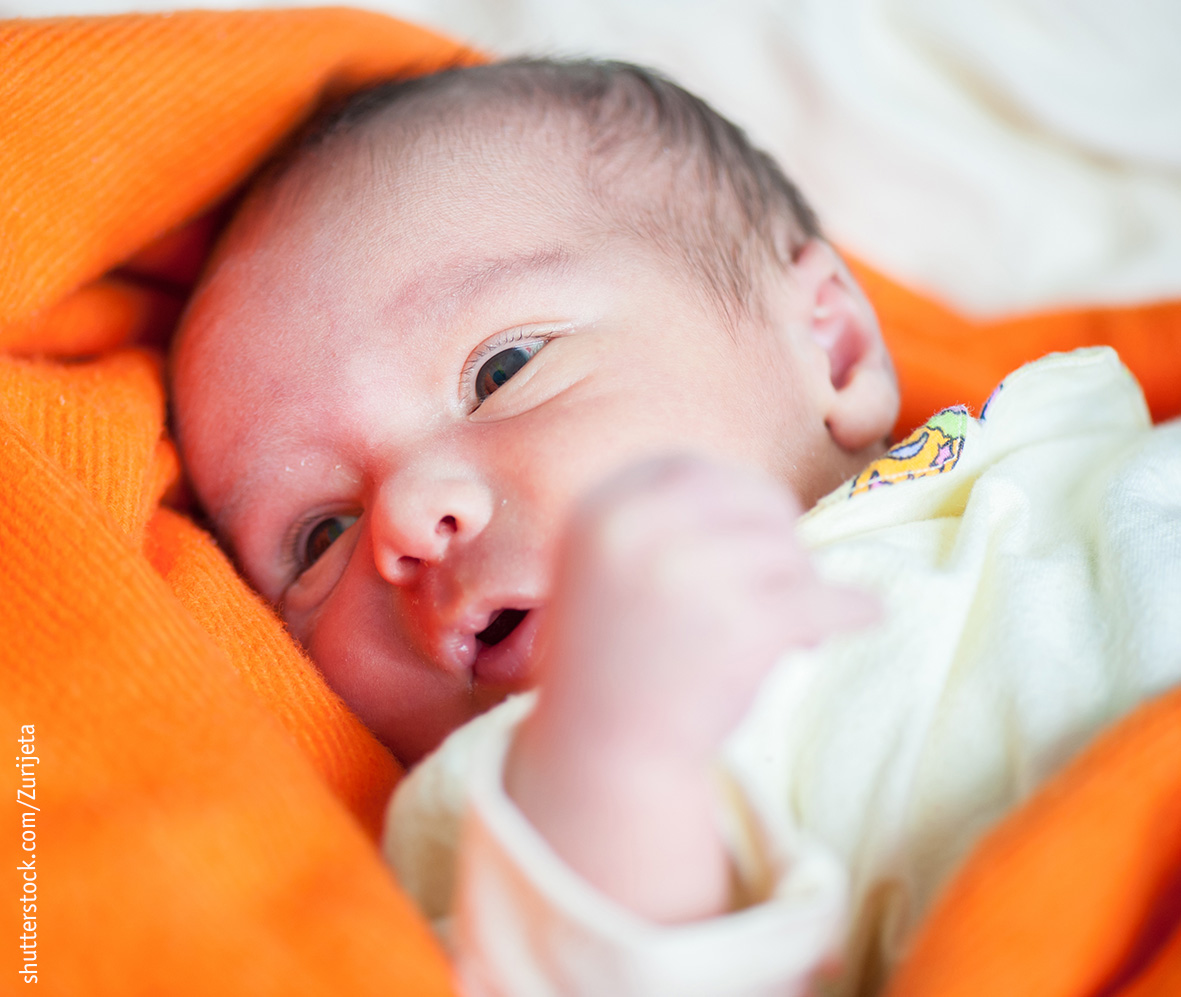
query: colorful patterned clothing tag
[{"left": 850, "top": 406, "right": 970, "bottom": 498}]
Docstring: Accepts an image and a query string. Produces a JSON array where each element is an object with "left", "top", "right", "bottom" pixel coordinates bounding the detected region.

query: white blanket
[{"left": 12, "top": 0, "right": 1181, "bottom": 314}]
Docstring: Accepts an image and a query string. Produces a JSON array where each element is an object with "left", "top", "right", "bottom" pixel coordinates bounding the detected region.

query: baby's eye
[
  {"left": 475, "top": 341, "right": 546, "bottom": 403},
  {"left": 302, "top": 513, "right": 358, "bottom": 569}
]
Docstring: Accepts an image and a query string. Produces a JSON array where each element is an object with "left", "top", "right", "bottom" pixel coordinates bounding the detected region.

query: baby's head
[{"left": 172, "top": 59, "right": 898, "bottom": 764}]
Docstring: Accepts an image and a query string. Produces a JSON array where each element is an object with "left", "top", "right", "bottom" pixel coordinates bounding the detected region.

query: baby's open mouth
[
  {"left": 469, "top": 606, "right": 540, "bottom": 690},
  {"left": 475, "top": 608, "right": 529, "bottom": 647}
]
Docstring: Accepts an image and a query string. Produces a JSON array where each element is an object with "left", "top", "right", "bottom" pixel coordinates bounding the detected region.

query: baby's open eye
[
  {"left": 302, "top": 513, "right": 359, "bottom": 569},
  {"left": 475, "top": 341, "right": 546, "bottom": 403}
]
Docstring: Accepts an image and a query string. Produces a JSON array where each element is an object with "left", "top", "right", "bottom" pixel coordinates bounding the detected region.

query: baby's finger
[
  {"left": 777, "top": 583, "right": 882, "bottom": 648},
  {"left": 580, "top": 455, "right": 804, "bottom": 542},
  {"left": 668, "top": 533, "right": 816, "bottom": 599}
]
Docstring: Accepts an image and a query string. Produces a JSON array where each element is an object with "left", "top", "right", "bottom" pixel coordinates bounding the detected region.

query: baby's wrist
[
  {"left": 506, "top": 707, "right": 734, "bottom": 922},
  {"left": 520, "top": 681, "right": 711, "bottom": 779}
]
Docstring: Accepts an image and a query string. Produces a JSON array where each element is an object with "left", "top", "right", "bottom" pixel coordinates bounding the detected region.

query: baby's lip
[
  {"left": 431, "top": 597, "right": 543, "bottom": 691},
  {"left": 473, "top": 607, "right": 543, "bottom": 691}
]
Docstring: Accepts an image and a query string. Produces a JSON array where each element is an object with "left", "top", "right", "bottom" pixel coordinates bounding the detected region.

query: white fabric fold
[{"left": 453, "top": 709, "right": 848, "bottom": 997}]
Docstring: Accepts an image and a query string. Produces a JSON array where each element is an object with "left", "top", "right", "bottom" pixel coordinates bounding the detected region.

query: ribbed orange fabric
[
  {"left": 0, "top": 8, "right": 1178, "bottom": 996},
  {"left": 888, "top": 686, "right": 1181, "bottom": 997},
  {"left": 0, "top": 10, "right": 476, "bottom": 996}
]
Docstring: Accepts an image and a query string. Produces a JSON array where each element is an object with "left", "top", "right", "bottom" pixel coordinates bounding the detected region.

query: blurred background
[{"left": 7, "top": 0, "right": 1181, "bottom": 317}]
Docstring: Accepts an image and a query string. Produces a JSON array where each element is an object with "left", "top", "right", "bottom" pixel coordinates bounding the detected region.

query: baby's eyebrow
[{"left": 382, "top": 246, "right": 576, "bottom": 327}]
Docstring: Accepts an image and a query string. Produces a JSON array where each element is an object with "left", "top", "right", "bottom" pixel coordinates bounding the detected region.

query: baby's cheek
[
  {"left": 300, "top": 563, "right": 409, "bottom": 696},
  {"left": 298, "top": 574, "right": 480, "bottom": 763},
  {"left": 303, "top": 599, "right": 371, "bottom": 701}
]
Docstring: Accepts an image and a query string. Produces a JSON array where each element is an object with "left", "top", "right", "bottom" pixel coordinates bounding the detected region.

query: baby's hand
[
  {"left": 506, "top": 456, "right": 877, "bottom": 922},
  {"left": 534, "top": 455, "right": 878, "bottom": 763}
]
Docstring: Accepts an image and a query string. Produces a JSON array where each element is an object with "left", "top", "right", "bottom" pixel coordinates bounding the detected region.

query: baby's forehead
[
  {"left": 177, "top": 126, "right": 595, "bottom": 388},
  {"left": 185, "top": 131, "right": 701, "bottom": 386},
  {"left": 175, "top": 83, "right": 741, "bottom": 396},
  {"left": 290, "top": 99, "right": 588, "bottom": 202},
  {"left": 257, "top": 93, "right": 715, "bottom": 267}
]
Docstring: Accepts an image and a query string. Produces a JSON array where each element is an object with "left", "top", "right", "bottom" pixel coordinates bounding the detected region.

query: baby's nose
[{"left": 370, "top": 472, "right": 493, "bottom": 584}]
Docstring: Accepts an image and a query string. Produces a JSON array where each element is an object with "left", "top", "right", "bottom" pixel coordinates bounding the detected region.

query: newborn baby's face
[{"left": 173, "top": 127, "right": 837, "bottom": 764}]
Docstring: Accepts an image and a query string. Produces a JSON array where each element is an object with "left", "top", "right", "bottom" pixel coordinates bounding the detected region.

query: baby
[{"left": 171, "top": 60, "right": 1181, "bottom": 996}]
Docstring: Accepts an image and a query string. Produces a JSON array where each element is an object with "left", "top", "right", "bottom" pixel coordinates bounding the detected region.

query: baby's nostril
[
  {"left": 476, "top": 609, "right": 528, "bottom": 646},
  {"left": 437, "top": 515, "right": 458, "bottom": 535}
]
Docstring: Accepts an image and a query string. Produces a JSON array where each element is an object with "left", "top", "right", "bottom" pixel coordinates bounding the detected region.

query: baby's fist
[{"left": 537, "top": 456, "right": 877, "bottom": 762}]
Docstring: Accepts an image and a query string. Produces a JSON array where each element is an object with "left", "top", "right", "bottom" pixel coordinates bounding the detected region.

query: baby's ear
[{"left": 790, "top": 240, "right": 899, "bottom": 453}]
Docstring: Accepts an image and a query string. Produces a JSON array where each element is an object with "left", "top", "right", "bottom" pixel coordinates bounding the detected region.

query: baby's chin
[
  {"left": 392, "top": 710, "right": 478, "bottom": 769},
  {"left": 370, "top": 676, "right": 521, "bottom": 768}
]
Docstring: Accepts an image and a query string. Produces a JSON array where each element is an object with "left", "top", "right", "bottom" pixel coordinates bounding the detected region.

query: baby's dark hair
[{"left": 275, "top": 58, "right": 821, "bottom": 321}]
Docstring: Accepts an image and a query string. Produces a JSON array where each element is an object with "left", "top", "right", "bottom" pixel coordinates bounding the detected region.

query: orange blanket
[{"left": 1, "top": 10, "right": 1178, "bottom": 996}]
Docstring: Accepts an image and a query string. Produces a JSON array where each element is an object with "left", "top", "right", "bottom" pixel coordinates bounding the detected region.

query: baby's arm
[{"left": 506, "top": 457, "right": 878, "bottom": 924}]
